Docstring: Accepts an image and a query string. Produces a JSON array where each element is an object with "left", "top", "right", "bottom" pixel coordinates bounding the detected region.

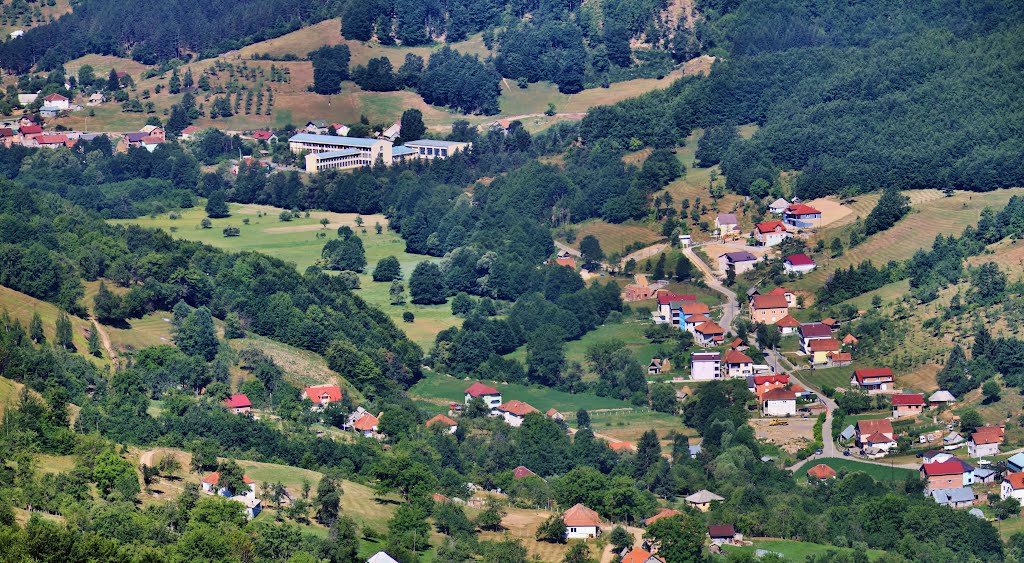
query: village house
[
  {"left": 1002, "top": 473, "right": 1024, "bottom": 503},
  {"left": 621, "top": 548, "right": 664, "bottom": 563},
  {"left": 807, "top": 338, "right": 840, "bottom": 365},
  {"left": 783, "top": 203, "right": 822, "bottom": 229},
  {"left": 750, "top": 374, "right": 789, "bottom": 397},
  {"left": 305, "top": 120, "right": 330, "bottom": 134},
  {"left": 932, "top": 488, "right": 976, "bottom": 509},
  {"left": 87, "top": 92, "right": 106, "bottom": 106},
  {"left": 750, "top": 293, "right": 789, "bottom": 325},
  {"left": 512, "top": 466, "right": 539, "bottom": 480},
  {"left": 769, "top": 198, "right": 790, "bottom": 215},
  {"left": 843, "top": 333, "right": 859, "bottom": 348},
  {"left": 724, "top": 350, "right": 754, "bottom": 378},
  {"left": 0, "top": 128, "right": 15, "bottom": 148},
  {"left": 1008, "top": 453, "right": 1024, "bottom": 473},
  {"left": 850, "top": 368, "right": 895, "bottom": 393},
  {"left": 651, "top": 290, "right": 697, "bottom": 325},
  {"left": 352, "top": 412, "right": 381, "bottom": 438},
  {"left": 426, "top": 414, "right": 458, "bottom": 434},
  {"left": 761, "top": 387, "right": 797, "bottom": 417},
  {"left": 608, "top": 441, "right": 634, "bottom": 453},
  {"left": 719, "top": 251, "right": 759, "bottom": 275},
  {"left": 42, "top": 93, "right": 70, "bottom": 110},
  {"left": 974, "top": 467, "right": 999, "bottom": 484},
  {"left": 708, "top": 524, "right": 742, "bottom": 546},
  {"left": 367, "top": 552, "right": 400, "bottom": 563},
  {"left": 679, "top": 302, "right": 712, "bottom": 329},
  {"left": 683, "top": 313, "right": 712, "bottom": 333},
  {"left": 715, "top": 213, "right": 740, "bottom": 238},
  {"left": 968, "top": 427, "right": 1004, "bottom": 458},
  {"left": 856, "top": 419, "right": 897, "bottom": 452},
  {"left": 776, "top": 314, "right": 800, "bottom": 335},
  {"left": 754, "top": 221, "right": 791, "bottom": 246},
  {"left": 17, "top": 93, "right": 37, "bottom": 106},
  {"left": 331, "top": 123, "right": 351, "bottom": 136},
  {"left": 821, "top": 318, "right": 839, "bottom": 332},
  {"left": 799, "top": 323, "right": 833, "bottom": 354},
  {"left": 464, "top": 382, "right": 503, "bottom": 411},
  {"left": 562, "top": 503, "right": 602, "bottom": 539},
  {"left": 644, "top": 508, "right": 682, "bottom": 526},
  {"left": 929, "top": 390, "right": 956, "bottom": 408},
  {"left": 623, "top": 274, "right": 655, "bottom": 302},
  {"left": 497, "top": 400, "right": 539, "bottom": 427},
  {"left": 201, "top": 472, "right": 256, "bottom": 496},
  {"left": 381, "top": 120, "right": 401, "bottom": 141},
  {"left": 921, "top": 460, "right": 969, "bottom": 494},
  {"left": 827, "top": 351, "right": 853, "bottom": 367},
  {"left": 686, "top": 489, "right": 724, "bottom": 512},
  {"left": 180, "top": 125, "right": 201, "bottom": 140},
  {"left": 647, "top": 358, "right": 671, "bottom": 375},
  {"left": 891, "top": 394, "right": 925, "bottom": 419},
  {"left": 19, "top": 125, "right": 43, "bottom": 144},
  {"left": 784, "top": 254, "right": 816, "bottom": 274},
  {"left": 34, "top": 134, "right": 69, "bottom": 148},
  {"left": 807, "top": 464, "right": 838, "bottom": 480},
  {"left": 302, "top": 384, "right": 342, "bottom": 411},
  {"left": 555, "top": 255, "right": 577, "bottom": 269},
  {"left": 222, "top": 394, "right": 252, "bottom": 414},
  {"left": 251, "top": 130, "right": 278, "bottom": 143},
  {"left": 546, "top": 408, "right": 564, "bottom": 422},
  {"left": 694, "top": 321, "right": 726, "bottom": 347},
  {"left": 768, "top": 287, "right": 796, "bottom": 307},
  {"left": 690, "top": 352, "right": 722, "bottom": 380}
]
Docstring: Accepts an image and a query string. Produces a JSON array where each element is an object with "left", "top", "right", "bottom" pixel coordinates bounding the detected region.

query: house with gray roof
[{"left": 931, "top": 487, "right": 976, "bottom": 508}]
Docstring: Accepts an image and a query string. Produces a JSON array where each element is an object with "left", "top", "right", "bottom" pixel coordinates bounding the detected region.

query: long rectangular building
[{"left": 290, "top": 133, "right": 470, "bottom": 173}]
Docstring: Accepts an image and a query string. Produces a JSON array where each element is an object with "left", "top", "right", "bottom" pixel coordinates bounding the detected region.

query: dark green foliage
[
  {"left": 322, "top": 233, "right": 367, "bottom": 272},
  {"left": 205, "top": 190, "right": 229, "bottom": 218},
  {"left": 418, "top": 47, "right": 502, "bottom": 114},
  {"left": 496, "top": 22, "right": 587, "bottom": 94},
  {"left": 535, "top": 515, "right": 566, "bottom": 543},
  {"left": 643, "top": 514, "right": 705, "bottom": 563},
  {"left": 409, "top": 262, "right": 447, "bottom": 304},
  {"left": 579, "top": 235, "right": 603, "bottom": 264},
  {"left": 87, "top": 324, "right": 102, "bottom": 357},
  {"left": 526, "top": 324, "right": 565, "bottom": 386},
  {"left": 373, "top": 256, "right": 403, "bottom": 281},
  {"left": 308, "top": 45, "right": 351, "bottom": 95},
  {"left": 93, "top": 281, "right": 124, "bottom": 324},
  {"left": 694, "top": 126, "right": 739, "bottom": 168},
  {"left": 313, "top": 477, "right": 341, "bottom": 526},
  {"left": 29, "top": 312, "right": 44, "bottom": 344},
  {"left": 174, "top": 307, "right": 219, "bottom": 362},
  {"left": 864, "top": 188, "right": 910, "bottom": 236},
  {"left": 399, "top": 109, "right": 426, "bottom": 143},
  {"left": 55, "top": 312, "right": 73, "bottom": 350},
  {"left": 634, "top": 148, "right": 682, "bottom": 193},
  {"left": 352, "top": 57, "right": 398, "bottom": 91},
  {"left": 341, "top": 1, "right": 376, "bottom": 40}
]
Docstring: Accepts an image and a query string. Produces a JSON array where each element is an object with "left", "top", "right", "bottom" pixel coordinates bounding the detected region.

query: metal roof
[
  {"left": 403, "top": 139, "right": 464, "bottom": 148},
  {"left": 288, "top": 133, "right": 381, "bottom": 148},
  {"left": 314, "top": 148, "right": 362, "bottom": 158}
]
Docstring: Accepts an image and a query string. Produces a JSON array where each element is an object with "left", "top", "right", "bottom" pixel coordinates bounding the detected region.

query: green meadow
[
  {"left": 794, "top": 457, "right": 917, "bottom": 483},
  {"left": 109, "top": 202, "right": 459, "bottom": 348}
]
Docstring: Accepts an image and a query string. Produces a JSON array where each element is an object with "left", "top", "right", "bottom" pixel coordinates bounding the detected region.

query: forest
[{"left": 581, "top": 0, "right": 1024, "bottom": 197}]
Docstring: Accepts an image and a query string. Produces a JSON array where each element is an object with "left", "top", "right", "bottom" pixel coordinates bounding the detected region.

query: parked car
[{"left": 843, "top": 450, "right": 851, "bottom": 457}]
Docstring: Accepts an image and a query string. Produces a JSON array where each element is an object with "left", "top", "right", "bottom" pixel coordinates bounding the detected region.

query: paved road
[{"left": 683, "top": 245, "right": 738, "bottom": 333}]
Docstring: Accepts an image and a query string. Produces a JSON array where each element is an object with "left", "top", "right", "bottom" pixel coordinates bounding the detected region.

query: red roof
[
  {"left": 222, "top": 394, "right": 251, "bottom": 409},
  {"left": 20, "top": 125, "right": 42, "bottom": 135},
  {"left": 808, "top": 338, "right": 840, "bottom": 352},
  {"left": 708, "top": 524, "right": 736, "bottom": 538},
  {"left": 304, "top": 384, "right": 342, "bottom": 405},
  {"left": 755, "top": 221, "right": 787, "bottom": 234},
  {"left": 843, "top": 333, "right": 859, "bottom": 345},
  {"left": 751, "top": 294, "right": 788, "bottom": 309},
  {"left": 0, "top": 128, "right": 13, "bottom": 137},
  {"left": 807, "top": 464, "right": 837, "bottom": 479},
  {"left": 853, "top": 368, "right": 894, "bottom": 383},
  {"left": 1007, "top": 473, "right": 1024, "bottom": 490},
  {"left": 609, "top": 441, "right": 634, "bottom": 452},
  {"left": 202, "top": 471, "right": 254, "bottom": 485},
  {"left": 426, "top": 414, "right": 457, "bottom": 428},
  {"left": 762, "top": 388, "right": 796, "bottom": 401},
  {"left": 972, "top": 428, "right": 1003, "bottom": 445},
  {"left": 555, "top": 256, "right": 576, "bottom": 269},
  {"left": 252, "top": 131, "right": 274, "bottom": 140},
  {"left": 681, "top": 302, "right": 711, "bottom": 315},
  {"left": 769, "top": 287, "right": 791, "bottom": 296},
  {"left": 686, "top": 313, "right": 711, "bottom": 324},
  {"left": 498, "top": 400, "right": 539, "bottom": 417},
  {"left": 922, "top": 460, "right": 965, "bottom": 476},
  {"left": 856, "top": 419, "right": 894, "bottom": 436},
  {"left": 465, "top": 382, "right": 500, "bottom": 397},
  {"left": 622, "top": 548, "right": 657, "bottom": 563},
  {"left": 694, "top": 321, "right": 724, "bottom": 335},
  {"left": 181, "top": 125, "right": 201, "bottom": 135},
  {"left": 785, "top": 254, "right": 815, "bottom": 266},
  {"left": 512, "top": 466, "right": 538, "bottom": 479},
  {"left": 753, "top": 375, "right": 789, "bottom": 385},
  {"left": 827, "top": 352, "right": 853, "bottom": 362},
  {"left": 35, "top": 134, "right": 68, "bottom": 145},
  {"left": 776, "top": 315, "right": 800, "bottom": 327},
  {"left": 645, "top": 507, "right": 682, "bottom": 526},
  {"left": 43, "top": 93, "right": 68, "bottom": 102},
  {"left": 892, "top": 393, "right": 925, "bottom": 406},
  {"left": 563, "top": 503, "right": 601, "bottom": 526},
  {"left": 730, "top": 337, "right": 744, "bottom": 348},
  {"left": 724, "top": 350, "right": 753, "bottom": 364},
  {"left": 657, "top": 291, "right": 696, "bottom": 306},
  {"left": 785, "top": 203, "right": 821, "bottom": 216},
  {"left": 353, "top": 413, "right": 379, "bottom": 431}
]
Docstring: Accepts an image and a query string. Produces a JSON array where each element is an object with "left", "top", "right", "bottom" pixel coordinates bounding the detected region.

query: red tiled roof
[
  {"left": 857, "top": 419, "right": 894, "bottom": 436},
  {"left": 19, "top": 125, "right": 42, "bottom": 135},
  {"left": 972, "top": 428, "right": 1003, "bottom": 445},
  {"left": 498, "top": 400, "right": 538, "bottom": 417},
  {"left": 43, "top": 93, "right": 68, "bottom": 102},
  {"left": 755, "top": 221, "right": 787, "bottom": 234},
  {"left": 681, "top": 302, "right": 711, "bottom": 315},
  {"left": 657, "top": 291, "right": 696, "bottom": 306},
  {"left": 694, "top": 321, "right": 724, "bottom": 335},
  {"left": 609, "top": 441, "right": 634, "bottom": 452},
  {"left": 622, "top": 549, "right": 658, "bottom": 563},
  {"left": 730, "top": 337, "right": 744, "bottom": 348},
  {"left": 808, "top": 338, "right": 840, "bottom": 352},
  {"left": 800, "top": 323, "right": 833, "bottom": 338},
  {"left": 762, "top": 388, "right": 796, "bottom": 401},
  {"left": 785, "top": 254, "right": 815, "bottom": 266},
  {"left": 753, "top": 375, "right": 789, "bottom": 385},
  {"left": 776, "top": 315, "right": 800, "bottom": 327},
  {"left": 555, "top": 257, "right": 576, "bottom": 268},
  {"left": 563, "top": 503, "right": 601, "bottom": 526},
  {"left": 353, "top": 413, "right": 379, "bottom": 431},
  {"left": 644, "top": 507, "right": 682, "bottom": 526},
  {"left": 827, "top": 352, "right": 853, "bottom": 362},
  {"left": 465, "top": 382, "right": 500, "bottom": 396},
  {"left": 751, "top": 294, "right": 788, "bottom": 309},
  {"left": 546, "top": 408, "right": 560, "bottom": 417},
  {"left": 252, "top": 131, "right": 274, "bottom": 140},
  {"left": 222, "top": 394, "right": 251, "bottom": 408},
  {"left": 769, "top": 287, "right": 791, "bottom": 296},
  {"left": 807, "top": 464, "right": 837, "bottom": 479},
  {"left": 426, "top": 414, "right": 457, "bottom": 428},
  {"left": 0, "top": 128, "right": 13, "bottom": 137},
  {"left": 35, "top": 134, "right": 68, "bottom": 145},
  {"left": 724, "top": 350, "right": 753, "bottom": 364},
  {"left": 864, "top": 432, "right": 893, "bottom": 444},
  {"left": 922, "top": 460, "right": 965, "bottom": 476},
  {"left": 686, "top": 313, "right": 712, "bottom": 324},
  {"left": 821, "top": 317, "right": 837, "bottom": 326},
  {"left": 892, "top": 394, "right": 925, "bottom": 406},
  {"left": 304, "top": 385, "right": 342, "bottom": 404},
  {"left": 181, "top": 125, "right": 201, "bottom": 134},
  {"left": 708, "top": 524, "right": 736, "bottom": 538},
  {"left": 1007, "top": 473, "right": 1024, "bottom": 490},
  {"left": 202, "top": 471, "right": 254, "bottom": 485},
  {"left": 512, "top": 466, "right": 538, "bottom": 479},
  {"left": 853, "top": 368, "right": 894, "bottom": 383},
  {"left": 785, "top": 204, "right": 821, "bottom": 216}
]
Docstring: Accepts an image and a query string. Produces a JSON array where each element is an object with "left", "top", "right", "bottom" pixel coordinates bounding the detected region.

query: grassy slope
[
  {"left": 0, "top": 376, "right": 23, "bottom": 419},
  {"left": 724, "top": 539, "right": 887, "bottom": 561},
  {"left": 229, "top": 332, "right": 365, "bottom": 402},
  {"left": 793, "top": 457, "right": 917, "bottom": 482},
  {"left": 0, "top": 284, "right": 103, "bottom": 362},
  {"left": 108, "top": 202, "right": 459, "bottom": 349}
]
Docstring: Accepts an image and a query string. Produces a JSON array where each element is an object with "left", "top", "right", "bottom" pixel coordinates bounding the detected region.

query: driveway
[{"left": 683, "top": 245, "right": 738, "bottom": 333}]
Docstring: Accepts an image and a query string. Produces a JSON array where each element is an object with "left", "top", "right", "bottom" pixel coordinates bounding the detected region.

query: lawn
[
  {"left": 229, "top": 332, "right": 365, "bottom": 401},
  {"left": 0, "top": 284, "right": 99, "bottom": 365},
  {"left": 723, "top": 539, "right": 887, "bottom": 561},
  {"left": 410, "top": 372, "right": 640, "bottom": 413},
  {"left": 560, "top": 220, "right": 662, "bottom": 257},
  {"left": 108, "top": 202, "right": 458, "bottom": 348},
  {"left": 794, "top": 457, "right": 917, "bottom": 483},
  {"left": 506, "top": 320, "right": 664, "bottom": 378},
  {"left": 792, "top": 366, "right": 856, "bottom": 391}
]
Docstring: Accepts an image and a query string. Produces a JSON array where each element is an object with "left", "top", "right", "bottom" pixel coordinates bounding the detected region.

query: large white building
[{"left": 290, "top": 133, "right": 468, "bottom": 173}]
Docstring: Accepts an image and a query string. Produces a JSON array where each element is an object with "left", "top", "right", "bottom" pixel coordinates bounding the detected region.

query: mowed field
[
  {"left": 723, "top": 539, "right": 888, "bottom": 561},
  {"left": 791, "top": 188, "right": 1024, "bottom": 291},
  {"left": 793, "top": 457, "right": 917, "bottom": 482},
  {"left": 108, "top": 202, "right": 459, "bottom": 348},
  {"left": 562, "top": 220, "right": 663, "bottom": 257}
]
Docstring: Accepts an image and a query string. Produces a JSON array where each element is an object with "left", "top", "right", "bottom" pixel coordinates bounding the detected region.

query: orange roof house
[
  {"left": 750, "top": 294, "right": 789, "bottom": 325},
  {"left": 426, "top": 414, "right": 458, "bottom": 431},
  {"left": 513, "top": 466, "right": 539, "bottom": 479},
  {"left": 807, "top": 464, "right": 837, "bottom": 480},
  {"left": 644, "top": 508, "right": 682, "bottom": 526},
  {"left": 303, "top": 384, "right": 342, "bottom": 406},
  {"left": 563, "top": 503, "right": 601, "bottom": 527},
  {"left": 609, "top": 441, "right": 635, "bottom": 452}
]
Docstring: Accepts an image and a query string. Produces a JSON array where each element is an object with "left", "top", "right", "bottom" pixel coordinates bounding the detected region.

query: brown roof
[
  {"left": 681, "top": 302, "right": 711, "bottom": 315},
  {"left": 353, "top": 413, "right": 379, "bottom": 431},
  {"left": 808, "top": 338, "right": 840, "bottom": 352},
  {"left": 609, "top": 441, "right": 635, "bottom": 452},
  {"left": 644, "top": 508, "right": 681, "bottom": 526},
  {"left": 843, "top": 333, "right": 859, "bottom": 345},
  {"left": 724, "top": 350, "right": 753, "bottom": 365},
  {"left": 563, "top": 503, "right": 601, "bottom": 527},
  {"left": 498, "top": 400, "right": 539, "bottom": 417},
  {"left": 426, "top": 414, "right": 457, "bottom": 428},
  {"left": 708, "top": 524, "right": 736, "bottom": 538},
  {"left": 694, "top": 321, "right": 724, "bottom": 335},
  {"left": 972, "top": 427, "right": 1004, "bottom": 445},
  {"left": 751, "top": 294, "right": 789, "bottom": 309},
  {"left": 776, "top": 315, "right": 800, "bottom": 327},
  {"left": 762, "top": 388, "right": 796, "bottom": 401},
  {"left": 827, "top": 352, "right": 853, "bottom": 362},
  {"left": 807, "top": 464, "right": 837, "bottom": 479},
  {"left": 512, "top": 466, "right": 538, "bottom": 479},
  {"left": 857, "top": 419, "right": 894, "bottom": 436},
  {"left": 800, "top": 323, "right": 833, "bottom": 338},
  {"left": 686, "top": 313, "right": 712, "bottom": 324}
]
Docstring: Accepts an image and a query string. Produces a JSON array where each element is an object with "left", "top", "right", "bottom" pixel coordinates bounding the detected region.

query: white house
[
  {"left": 723, "top": 350, "right": 754, "bottom": 378},
  {"left": 497, "top": 400, "right": 539, "bottom": 427},
  {"left": 769, "top": 198, "right": 789, "bottom": 215},
  {"left": 9, "top": 30, "right": 24, "bottom": 39},
  {"left": 968, "top": 427, "right": 1003, "bottom": 458},
  {"left": 464, "top": 382, "right": 502, "bottom": 411},
  {"left": 426, "top": 414, "right": 458, "bottom": 434},
  {"left": 691, "top": 352, "right": 722, "bottom": 380},
  {"left": 42, "top": 93, "right": 70, "bottom": 110},
  {"left": 201, "top": 472, "right": 256, "bottom": 497},
  {"left": 761, "top": 388, "right": 797, "bottom": 417},
  {"left": 715, "top": 213, "right": 739, "bottom": 238},
  {"left": 563, "top": 503, "right": 602, "bottom": 539},
  {"left": 754, "top": 221, "right": 790, "bottom": 247},
  {"left": 784, "top": 254, "right": 816, "bottom": 274},
  {"left": 1003, "top": 473, "right": 1024, "bottom": 503}
]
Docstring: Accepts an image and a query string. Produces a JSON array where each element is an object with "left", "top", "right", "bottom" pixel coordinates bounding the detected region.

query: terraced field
[{"left": 561, "top": 220, "right": 662, "bottom": 256}]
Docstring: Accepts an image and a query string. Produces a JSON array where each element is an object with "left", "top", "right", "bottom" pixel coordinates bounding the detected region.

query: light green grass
[
  {"left": 229, "top": 332, "right": 365, "bottom": 401},
  {"left": 108, "top": 202, "right": 459, "bottom": 348},
  {"left": 794, "top": 457, "right": 917, "bottom": 483},
  {"left": 506, "top": 321, "right": 662, "bottom": 377},
  {"left": 410, "top": 372, "right": 640, "bottom": 413},
  {"left": 795, "top": 366, "right": 858, "bottom": 391},
  {"left": 723, "top": 539, "right": 886, "bottom": 561}
]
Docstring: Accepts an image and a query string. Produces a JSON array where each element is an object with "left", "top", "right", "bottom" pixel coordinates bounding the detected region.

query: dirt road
[{"left": 683, "top": 245, "right": 738, "bottom": 333}]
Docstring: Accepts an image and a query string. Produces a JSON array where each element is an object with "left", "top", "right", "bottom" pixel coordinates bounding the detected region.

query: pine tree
[
  {"left": 87, "top": 323, "right": 102, "bottom": 357},
  {"left": 29, "top": 311, "right": 44, "bottom": 343},
  {"left": 56, "top": 312, "right": 73, "bottom": 350},
  {"left": 169, "top": 68, "right": 181, "bottom": 94}
]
